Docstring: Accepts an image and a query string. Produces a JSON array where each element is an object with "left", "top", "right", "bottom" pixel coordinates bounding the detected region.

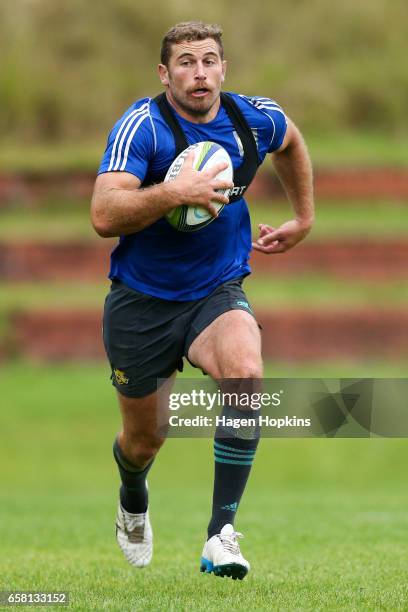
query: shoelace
[
  {"left": 218, "top": 531, "right": 243, "bottom": 555},
  {"left": 122, "top": 513, "right": 146, "bottom": 544}
]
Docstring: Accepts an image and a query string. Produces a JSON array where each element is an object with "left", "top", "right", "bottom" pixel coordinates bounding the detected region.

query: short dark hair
[{"left": 160, "top": 21, "right": 224, "bottom": 66}]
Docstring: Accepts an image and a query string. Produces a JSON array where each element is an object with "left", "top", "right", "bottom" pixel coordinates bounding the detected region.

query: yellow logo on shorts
[{"left": 114, "top": 368, "right": 129, "bottom": 385}]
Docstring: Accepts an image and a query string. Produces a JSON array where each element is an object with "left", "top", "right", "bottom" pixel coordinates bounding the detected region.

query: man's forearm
[
  {"left": 92, "top": 182, "right": 179, "bottom": 237},
  {"left": 271, "top": 129, "right": 314, "bottom": 227}
]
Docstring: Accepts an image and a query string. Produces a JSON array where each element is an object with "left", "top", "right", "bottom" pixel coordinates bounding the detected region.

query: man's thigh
[
  {"left": 103, "top": 280, "right": 190, "bottom": 398},
  {"left": 187, "top": 309, "right": 262, "bottom": 379}
]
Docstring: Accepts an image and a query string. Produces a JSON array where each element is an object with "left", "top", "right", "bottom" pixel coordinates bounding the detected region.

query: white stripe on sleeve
[
  {"left": 256, "top": 103, "right": 286, "bottom": 117},
  {"left": 107, "top": 103, "right": 149, "bottom": 171},
  {"left": 114, "top": 111, "right": 148, "bottom": 171},
  {"left": 119, "top": 113, "right": 150, "bottom": 171}
]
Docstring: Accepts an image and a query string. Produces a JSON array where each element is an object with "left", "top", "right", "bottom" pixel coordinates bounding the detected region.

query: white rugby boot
[
  {"left": 115, "top": 503, "right": 153, "bottom": 568},
  {"left": 200, "top": 524, "right": 250, "bottom": 580}
]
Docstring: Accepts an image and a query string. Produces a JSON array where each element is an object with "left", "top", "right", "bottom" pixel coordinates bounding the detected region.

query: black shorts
[{"left": 102, "top": 277, "right": 256, "bottom": 398}]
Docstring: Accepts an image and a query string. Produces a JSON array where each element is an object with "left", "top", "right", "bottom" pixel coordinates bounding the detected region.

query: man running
[{"left": 91, "top": 21, "right": 314, "bottom": 580}]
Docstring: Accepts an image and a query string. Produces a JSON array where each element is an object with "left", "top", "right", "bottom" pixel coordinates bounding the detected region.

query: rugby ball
[{"left": 164, "top": 141, "right": 233, "bottom": 232}]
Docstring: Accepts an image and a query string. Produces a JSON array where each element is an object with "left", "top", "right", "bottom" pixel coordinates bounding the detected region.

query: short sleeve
[
  {"left": 245, "top": 96, "right": 287, "bottom": 153},
  {"left": 98, "top": 99, "right": 156, "bottom": 181},
  {"left": 267, "top": 103, "right": 287, "bottom": 152}
]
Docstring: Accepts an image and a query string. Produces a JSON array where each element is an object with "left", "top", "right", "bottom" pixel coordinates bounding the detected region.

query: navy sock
[
  {"left": 207, "top": 411, "right": 260, "bottom": 539},
  {"left": 113, "top": 436, "right": 154, "bottom": 514}
]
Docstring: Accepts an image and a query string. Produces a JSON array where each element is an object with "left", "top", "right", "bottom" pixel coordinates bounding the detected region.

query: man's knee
[
  {"left": 221, "top": 358, "right": 263, "bottom": 379},
  {"left": 120, "top": 432, "right": 164, "bottom": 469}
]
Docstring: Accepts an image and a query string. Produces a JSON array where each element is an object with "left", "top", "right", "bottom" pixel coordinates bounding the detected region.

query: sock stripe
[
  {"left": 214, "top": 448, "right": 255, "bottom": 460},
  {"left": 214, "top": 441, "right": 257, "bottom": 455},
  {"left": 214, "top": 456, "right": 254, "bottom": 465},
  {"left": 208, "top": 432, "right": 259, "bottom": 539}
]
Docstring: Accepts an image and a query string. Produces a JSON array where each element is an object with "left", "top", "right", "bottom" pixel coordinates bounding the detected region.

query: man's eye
[{"left": 181, "top": 61, "right": 191, "bottom": 66}]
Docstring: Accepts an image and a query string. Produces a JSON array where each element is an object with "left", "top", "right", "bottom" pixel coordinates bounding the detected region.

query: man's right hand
[
  {"left": 168, "top": 150, "right": 234, "bottom": 217},
  {"left": 91, "top": 150, "right": 234, "bottom": 238}
]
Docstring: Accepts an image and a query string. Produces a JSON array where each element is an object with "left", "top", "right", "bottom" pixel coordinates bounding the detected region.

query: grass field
[
  {"left": 1, "top": 172, "right": 407, "bottom": 608},
  {"left": 1, "top": 363, "right": 408, "bottom": 610}
]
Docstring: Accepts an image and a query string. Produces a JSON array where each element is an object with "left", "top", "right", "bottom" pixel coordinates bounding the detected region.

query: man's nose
[{"left": 194, "top": 62, "right": 207, "bottom": 80}]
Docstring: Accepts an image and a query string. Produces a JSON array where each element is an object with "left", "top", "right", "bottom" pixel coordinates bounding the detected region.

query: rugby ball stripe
[{"left": 195, "top": 142, "right": 222, "bottom": 172}]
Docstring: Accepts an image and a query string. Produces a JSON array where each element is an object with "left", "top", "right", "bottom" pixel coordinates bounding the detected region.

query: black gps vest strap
[
  {"left": 152, "top": 92, "right": 260, "bottom": 203},
  {"left": 219, "top": 91, "right": 260, "bottom": 170},
  {"left": 154, "top": 93, "right": 189, "bottom": 154}
]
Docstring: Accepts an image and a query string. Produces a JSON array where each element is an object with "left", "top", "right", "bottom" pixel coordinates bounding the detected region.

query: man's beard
[{"left": 171, "top": 90, "right": 218, "bottom": 118}]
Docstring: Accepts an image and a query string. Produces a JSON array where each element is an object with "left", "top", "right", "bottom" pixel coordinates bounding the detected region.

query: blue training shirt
[{"left": 98, "top": 92, "right": 287, "bottom": 301}]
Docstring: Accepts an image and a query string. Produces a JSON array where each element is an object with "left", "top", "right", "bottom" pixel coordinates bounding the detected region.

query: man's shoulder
[
  {"left": 225, "top": 92, "right": 287, "bottom": 154},
  {"left": 101, "top": 97, "right": 159, "bottom": 173},
  {"left": 227, "top": 92, "right": 285, "bottom": 119},
  {"left": 108, "top": 96, "right": 166, "bottom": 149},
  {"left": 110, "top": 97, "right": 154, "bottom": 134},
  {"left": 124, "top": 95, "right": 175, "bottom": 131}
]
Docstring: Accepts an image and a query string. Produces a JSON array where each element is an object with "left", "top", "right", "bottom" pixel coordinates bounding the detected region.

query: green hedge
[{"left": 1, "top": 0, "right": 407, "bottom": 142}]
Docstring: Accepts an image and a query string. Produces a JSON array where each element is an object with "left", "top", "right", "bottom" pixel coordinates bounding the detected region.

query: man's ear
[
  {"left": 158, "top": 63, "right": 169, "bottom": 86},
  {"left": 221, "top": 60, "right": 227, "bottom": 83}
]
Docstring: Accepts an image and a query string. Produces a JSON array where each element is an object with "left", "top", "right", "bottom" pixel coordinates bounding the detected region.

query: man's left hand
[{"left": 251, "top": 219, "right": 312, "bottom": 254}]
